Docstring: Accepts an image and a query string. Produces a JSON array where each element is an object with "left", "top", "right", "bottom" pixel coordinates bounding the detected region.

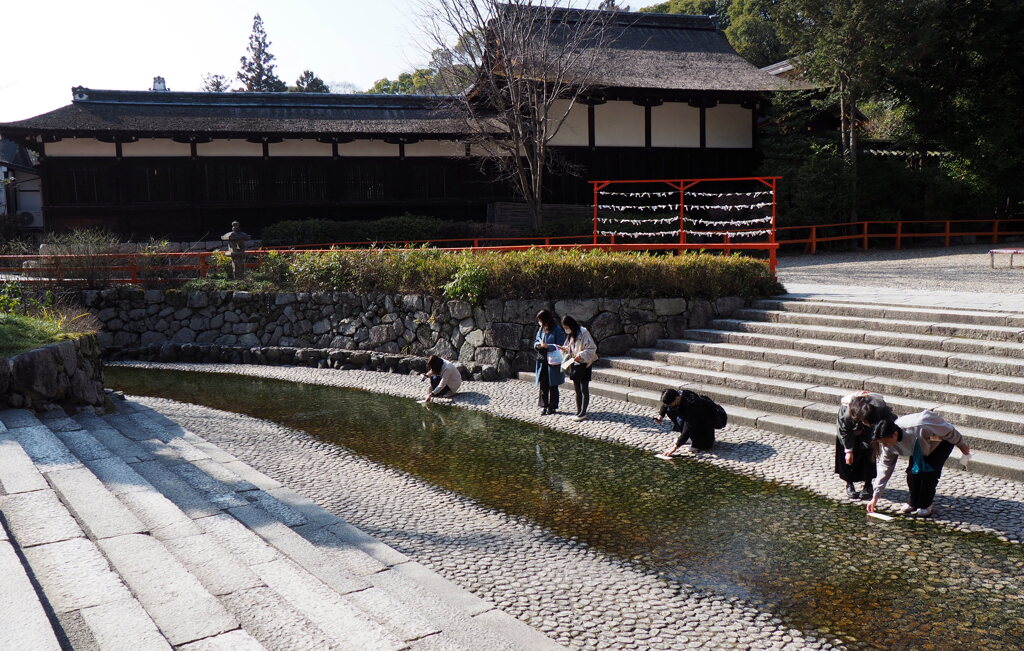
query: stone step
[
  {"left": 592, "top": 361, "right": 1024, "bottom": 438},
  {"left": 730, "top": 308, "right": 1024, "bottom": 342},
  {"left": 750, "top": 299, "right": 1024, "bottom": 328},
  {"left": 606, "top": 347, "right": 1024, "bottom": 405},
  {"left": 0, "top": 504, "right": 62, "bottom": 651},
  {"left": 590, "top": 365, "right": 1024, "bottom": 454},
  {"left": 689, "top": 320, "right": 1024, "bottom": 359},
  {"left": 99, "top": 404, "right": 551, "bottom": 649},
  {"left": 0, "top": 419, "right": 173, "bottom": 649},
  {"left": 530, "top": 378, "right": 1024, "bottom": 482}
]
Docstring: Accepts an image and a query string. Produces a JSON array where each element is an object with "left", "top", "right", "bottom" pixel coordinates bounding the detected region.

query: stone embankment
[
  {"left": 84, "top": 289, "right": 745, "bottom": 378},
  {"left": 0, "top": 335, "right": 105, "bottom": 412}
]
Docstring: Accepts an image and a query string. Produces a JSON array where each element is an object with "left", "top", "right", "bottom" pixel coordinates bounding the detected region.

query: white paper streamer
[
  {"left": 685, "top": 202, "right": 773, "bottom": 211},
  {"left": 686, "top": 216, "right": 772, "bottom": 227},
  {"left": 598, "top": 190, "right": 773, "bottom": 198},
  {"left": 684, "top": 229, "right": 773, "bottom": 238},
  {"left": 597, "top": 230, "right": 681, "bottom": 238},
  {"left": 685, "top": 191, "right": 772, "bottom": 198},
  {"left": 598, "top": 204, "right": 681, "bottom": 212},
  {"left": 598, "top": 216, "right": 679, "bottom": 225}
]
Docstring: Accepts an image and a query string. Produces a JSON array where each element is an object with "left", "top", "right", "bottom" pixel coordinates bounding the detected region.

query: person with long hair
[
  {"left": 835, "top": 391, "right": 892, "bottom": 500},
  {"left": 533, "top": 309, "right": 566, "bottom": 415},
  {"left": 559, "top": 314, "right": 599, "bottom": 421},
  {"left": 422, "top": 354, "right": 461, "bottom": 403}
]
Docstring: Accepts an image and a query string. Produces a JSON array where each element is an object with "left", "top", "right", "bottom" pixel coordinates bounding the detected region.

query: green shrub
[{"left": 257, "top": 248, "right": 781, "bottom": 302}]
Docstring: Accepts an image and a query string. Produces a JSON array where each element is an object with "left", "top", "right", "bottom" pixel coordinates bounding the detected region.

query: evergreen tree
[
  {"left": 598, "top": 0, "right": 631, "bottom": 10},
  {"left": 725, "top": 0, "right": 786, "bottom": 67},
  {"left": 640, "top": 0, "right": 732, "bottom": 28},
  {"left": 293, "top": 70, "right": 330, "bottom": 93},
  {"left": 200, "top": 73, "right": 231, "bottom": 92},
  {"left": 237, "top": 14, "right": 287, "bottom": 92}
]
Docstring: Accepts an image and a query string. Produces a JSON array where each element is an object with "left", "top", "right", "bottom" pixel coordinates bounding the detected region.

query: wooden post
[
  {"left": 129, "top": 255, "right": 138, "bottom": 283},
  {"left": 944, "top": 220, "right": 951, "bottom": 247},
  {"left": 198, "top": 253, "right": 208, "bottom": 278},
  {"left": 896, "top": 222, "right": 903, "bottom": 250},
  {"left": 810, "top": 226, "right": 817, "bottom": 254},
  {"left": 592, "top": 183, "right": 599, "bottom": 245},
  {"left": 862, "top": 222, "right": 869, "bottom": 251}
]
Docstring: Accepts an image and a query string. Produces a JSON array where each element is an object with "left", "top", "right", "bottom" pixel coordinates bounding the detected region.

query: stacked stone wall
[
  {"left": 84, "top": 289, "right": 747, "bottom": 378},
  {"left": 0, "top": 335, "right": 106, "bottom": 411}
]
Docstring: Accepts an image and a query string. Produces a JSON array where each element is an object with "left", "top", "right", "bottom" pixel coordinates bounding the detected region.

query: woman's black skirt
[{"left": 834, "top": 437, "right": 877, "bottom": 482}]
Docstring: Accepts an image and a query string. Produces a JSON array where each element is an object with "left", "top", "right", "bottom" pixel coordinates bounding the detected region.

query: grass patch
[{"left": 0, "top": 312, "right": 68, "bottom": 357}]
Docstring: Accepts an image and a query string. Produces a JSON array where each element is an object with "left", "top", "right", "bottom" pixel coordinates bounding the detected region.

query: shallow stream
[{"left": 107, "top": 366, "right": 1024, "bottom": 650}]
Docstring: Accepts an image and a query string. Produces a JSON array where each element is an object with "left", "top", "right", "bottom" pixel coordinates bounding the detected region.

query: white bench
[{"left": 989, "top": 248, "right": 1024, "bottom": 268}]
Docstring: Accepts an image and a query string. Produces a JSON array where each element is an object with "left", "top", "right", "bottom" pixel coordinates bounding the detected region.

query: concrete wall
[
  {"left": 83, "top": 289, "right": 746, "bottom": 378},
  {"left": 0, "top": 335, "right": 106, "bottom": 411}
]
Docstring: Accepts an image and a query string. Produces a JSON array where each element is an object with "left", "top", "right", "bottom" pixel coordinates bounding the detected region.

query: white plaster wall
[
  {"left": 270, "top": 140, "right": 333, "bottom": 157},
  {"left": 405, "top": 140, "right": 465, "bottom": 157},
  {"left": 339, "top": 140, "right": 399, "bottom": 157},
  {"left": 706, "top": 104, "right": 752, "bottom": 149},
  {"left": 121, "top": 139, "right": 191, "bottom": 157},
  {"left": 548, "top": 99, "right": 589, "bottom": 146},
  {"left": 45, "top": 139, "right": 116, "bottom": 157},
  {"left": 197, "top": 140, "right": 264, "bottom": 157},
  {"left": 595, "top": 101, "right": 645, "bottom": 147},
  {"left": 651, "top": 102, "right": 700, "bottom": 148}
]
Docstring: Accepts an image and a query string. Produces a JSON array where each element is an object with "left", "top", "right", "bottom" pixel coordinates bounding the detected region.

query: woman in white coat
[{"left": 559, "top": 314, "right": 599, "bottom": 421}]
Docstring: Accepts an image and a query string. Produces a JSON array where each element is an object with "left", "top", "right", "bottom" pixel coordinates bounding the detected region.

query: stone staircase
[
  {"left": 585, "top": 297, "right": 1024, "bottom": 482},
  {"left": 0, "top": 403, "right": 562, "bottom": 650}
]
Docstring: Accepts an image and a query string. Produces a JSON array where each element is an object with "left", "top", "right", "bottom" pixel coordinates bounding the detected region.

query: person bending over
[
  {"left": 422, "top": 354, "right": 461, "bottom": 404},
  {"left": 654, "top": 389, "right": 716, "bottom": 457},
  {"left": 851, "top": 398, "right": 971, "bottom": 517},
  {"left": 835, "top": 391, "right": 893, "bottom": 500}
]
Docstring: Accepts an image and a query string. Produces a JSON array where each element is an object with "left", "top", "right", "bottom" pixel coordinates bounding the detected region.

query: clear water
[{"left": 106, "top": 366, "right": 1024, "bottom": 650}]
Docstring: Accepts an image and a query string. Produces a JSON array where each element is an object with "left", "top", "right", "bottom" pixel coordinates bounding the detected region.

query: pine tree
[
  {"left": 236, "top": 14, "right": 287, "bottom": 92},
  {"left": 293, "top": 70, "right": 330, "bottom": 93},
  {"left": 201, "top": 73, "right": 231, "bottom": 92}
]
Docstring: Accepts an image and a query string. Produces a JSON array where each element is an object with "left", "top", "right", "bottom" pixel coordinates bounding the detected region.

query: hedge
[{"left": 187, "top": 248, "right": 783, "bottom": 304}]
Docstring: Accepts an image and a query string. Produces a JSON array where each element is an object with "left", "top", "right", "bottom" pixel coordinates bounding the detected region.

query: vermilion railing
[{"left": 1, "top": 217, "right": 1019, "bottom": 286}]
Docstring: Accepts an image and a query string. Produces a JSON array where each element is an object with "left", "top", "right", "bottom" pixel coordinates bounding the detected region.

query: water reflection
[{"left": 107, "top": 367, "right": 1024, "bottom": 650}]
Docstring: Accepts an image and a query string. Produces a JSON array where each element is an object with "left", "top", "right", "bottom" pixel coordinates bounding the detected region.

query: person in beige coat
[{"left": 558, "top": 314, "right": 598, "bottom": 421}]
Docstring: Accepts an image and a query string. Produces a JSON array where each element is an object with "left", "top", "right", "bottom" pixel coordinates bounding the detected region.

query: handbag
[{"left": 561, "top": 355, "right": 575, "bottom": 377}]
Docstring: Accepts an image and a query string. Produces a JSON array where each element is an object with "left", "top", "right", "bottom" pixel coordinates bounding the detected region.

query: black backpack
[{"left": 681, "top": 390, "right": 728, "bottom": 429}]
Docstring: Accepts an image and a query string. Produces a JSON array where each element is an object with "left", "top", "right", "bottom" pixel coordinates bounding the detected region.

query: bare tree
[{"left": 420, "top": 0, "right": 618, "bottom": 229}]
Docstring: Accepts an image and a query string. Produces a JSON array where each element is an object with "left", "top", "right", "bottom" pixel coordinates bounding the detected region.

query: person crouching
[
  {"left": 422, "top": 354, "right": 461, "bottom": 404},
  {"left": 653, "top": 389, "right": 716, "bottom": 457}
]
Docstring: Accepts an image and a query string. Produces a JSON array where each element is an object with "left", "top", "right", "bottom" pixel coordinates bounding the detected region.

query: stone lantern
[{"left": 221, "top": 221, "right": 251, "bottom": 279}]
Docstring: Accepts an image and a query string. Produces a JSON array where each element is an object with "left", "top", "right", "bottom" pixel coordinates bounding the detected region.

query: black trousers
[
  {"left": 907, "top": 440, "right": 955, "bottom": 509},
  {"left": 571, "top": 363, "right": 592, "bottom": 416},
  {"left": 670, "top": 415, "right": 715, "bottom": 450},
  {"left": 429, "top": 375, "right": 454, "bottom": 398},
  {"left": 537, "top": 366, "right": 559, "bottom": 411}
]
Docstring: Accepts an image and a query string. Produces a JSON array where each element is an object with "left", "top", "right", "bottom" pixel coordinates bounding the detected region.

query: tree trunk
[
  {"left": 849, "top": 88, "right": 858, "bottom": 223},
  {"left": 838, "top": 75, "right": 849, "bottom": 159}
]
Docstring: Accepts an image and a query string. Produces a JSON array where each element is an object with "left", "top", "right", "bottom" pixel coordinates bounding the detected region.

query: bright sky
[
  {"left": 1, "top": 1, "right": 662, "bottom": 124},
  {"left": 0, "top": 0, "right": 425, "bottom": 122}
]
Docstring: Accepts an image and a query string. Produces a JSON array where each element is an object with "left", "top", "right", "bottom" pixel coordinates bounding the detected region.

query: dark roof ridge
[
  {"left": 70, "top": 87, "right": 456, "bottom": 109},
  {"left": 503, "top": 4, "right": 716, "bottom": 31}
]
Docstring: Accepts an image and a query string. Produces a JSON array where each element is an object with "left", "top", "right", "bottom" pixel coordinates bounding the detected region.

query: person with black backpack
[{"left": 653, "top": 388, "right": 725, "bottom": 458}]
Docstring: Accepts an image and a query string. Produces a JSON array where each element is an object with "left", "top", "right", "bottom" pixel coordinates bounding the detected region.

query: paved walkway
[
  {"left": 777, "top": 243, "right": 1024, "bottom": 308},
  {"left": 112, "top": 362, "right": 1024, "bottom": 649}
]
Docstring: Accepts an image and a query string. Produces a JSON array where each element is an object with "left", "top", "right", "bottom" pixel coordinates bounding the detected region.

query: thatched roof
[
  {"left": 0, "top": 89, "right": 493, "bottom": 140},
  {"left": 506, "top": 6, "right": 792, "bottom": 93}
]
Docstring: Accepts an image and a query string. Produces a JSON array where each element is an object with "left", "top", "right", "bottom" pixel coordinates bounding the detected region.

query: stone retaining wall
[
  {"left": 84, "top": 289, "right": 747, "bottom": 378},
  {"left": 1, "top": 335, "right": 106, "bottom": 411}
]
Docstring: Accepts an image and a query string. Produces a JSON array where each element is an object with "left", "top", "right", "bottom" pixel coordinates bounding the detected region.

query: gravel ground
[
  {"left": 777, "top": 243, "right": 1024, "bottom": 295},
  {"left": 110, "top": 363, "right": 1024, "bottom": 649}
]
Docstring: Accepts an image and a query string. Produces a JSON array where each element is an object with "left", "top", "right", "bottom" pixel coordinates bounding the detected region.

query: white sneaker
[
  {"left": 572, "top": 414, "right": 587, "bottom": 422},
  {"left": 915, "top": 506, "right": 933, "bottom": 517},
  {"left": 899, "top": 504, "right": 916, "bottom": 515}
]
